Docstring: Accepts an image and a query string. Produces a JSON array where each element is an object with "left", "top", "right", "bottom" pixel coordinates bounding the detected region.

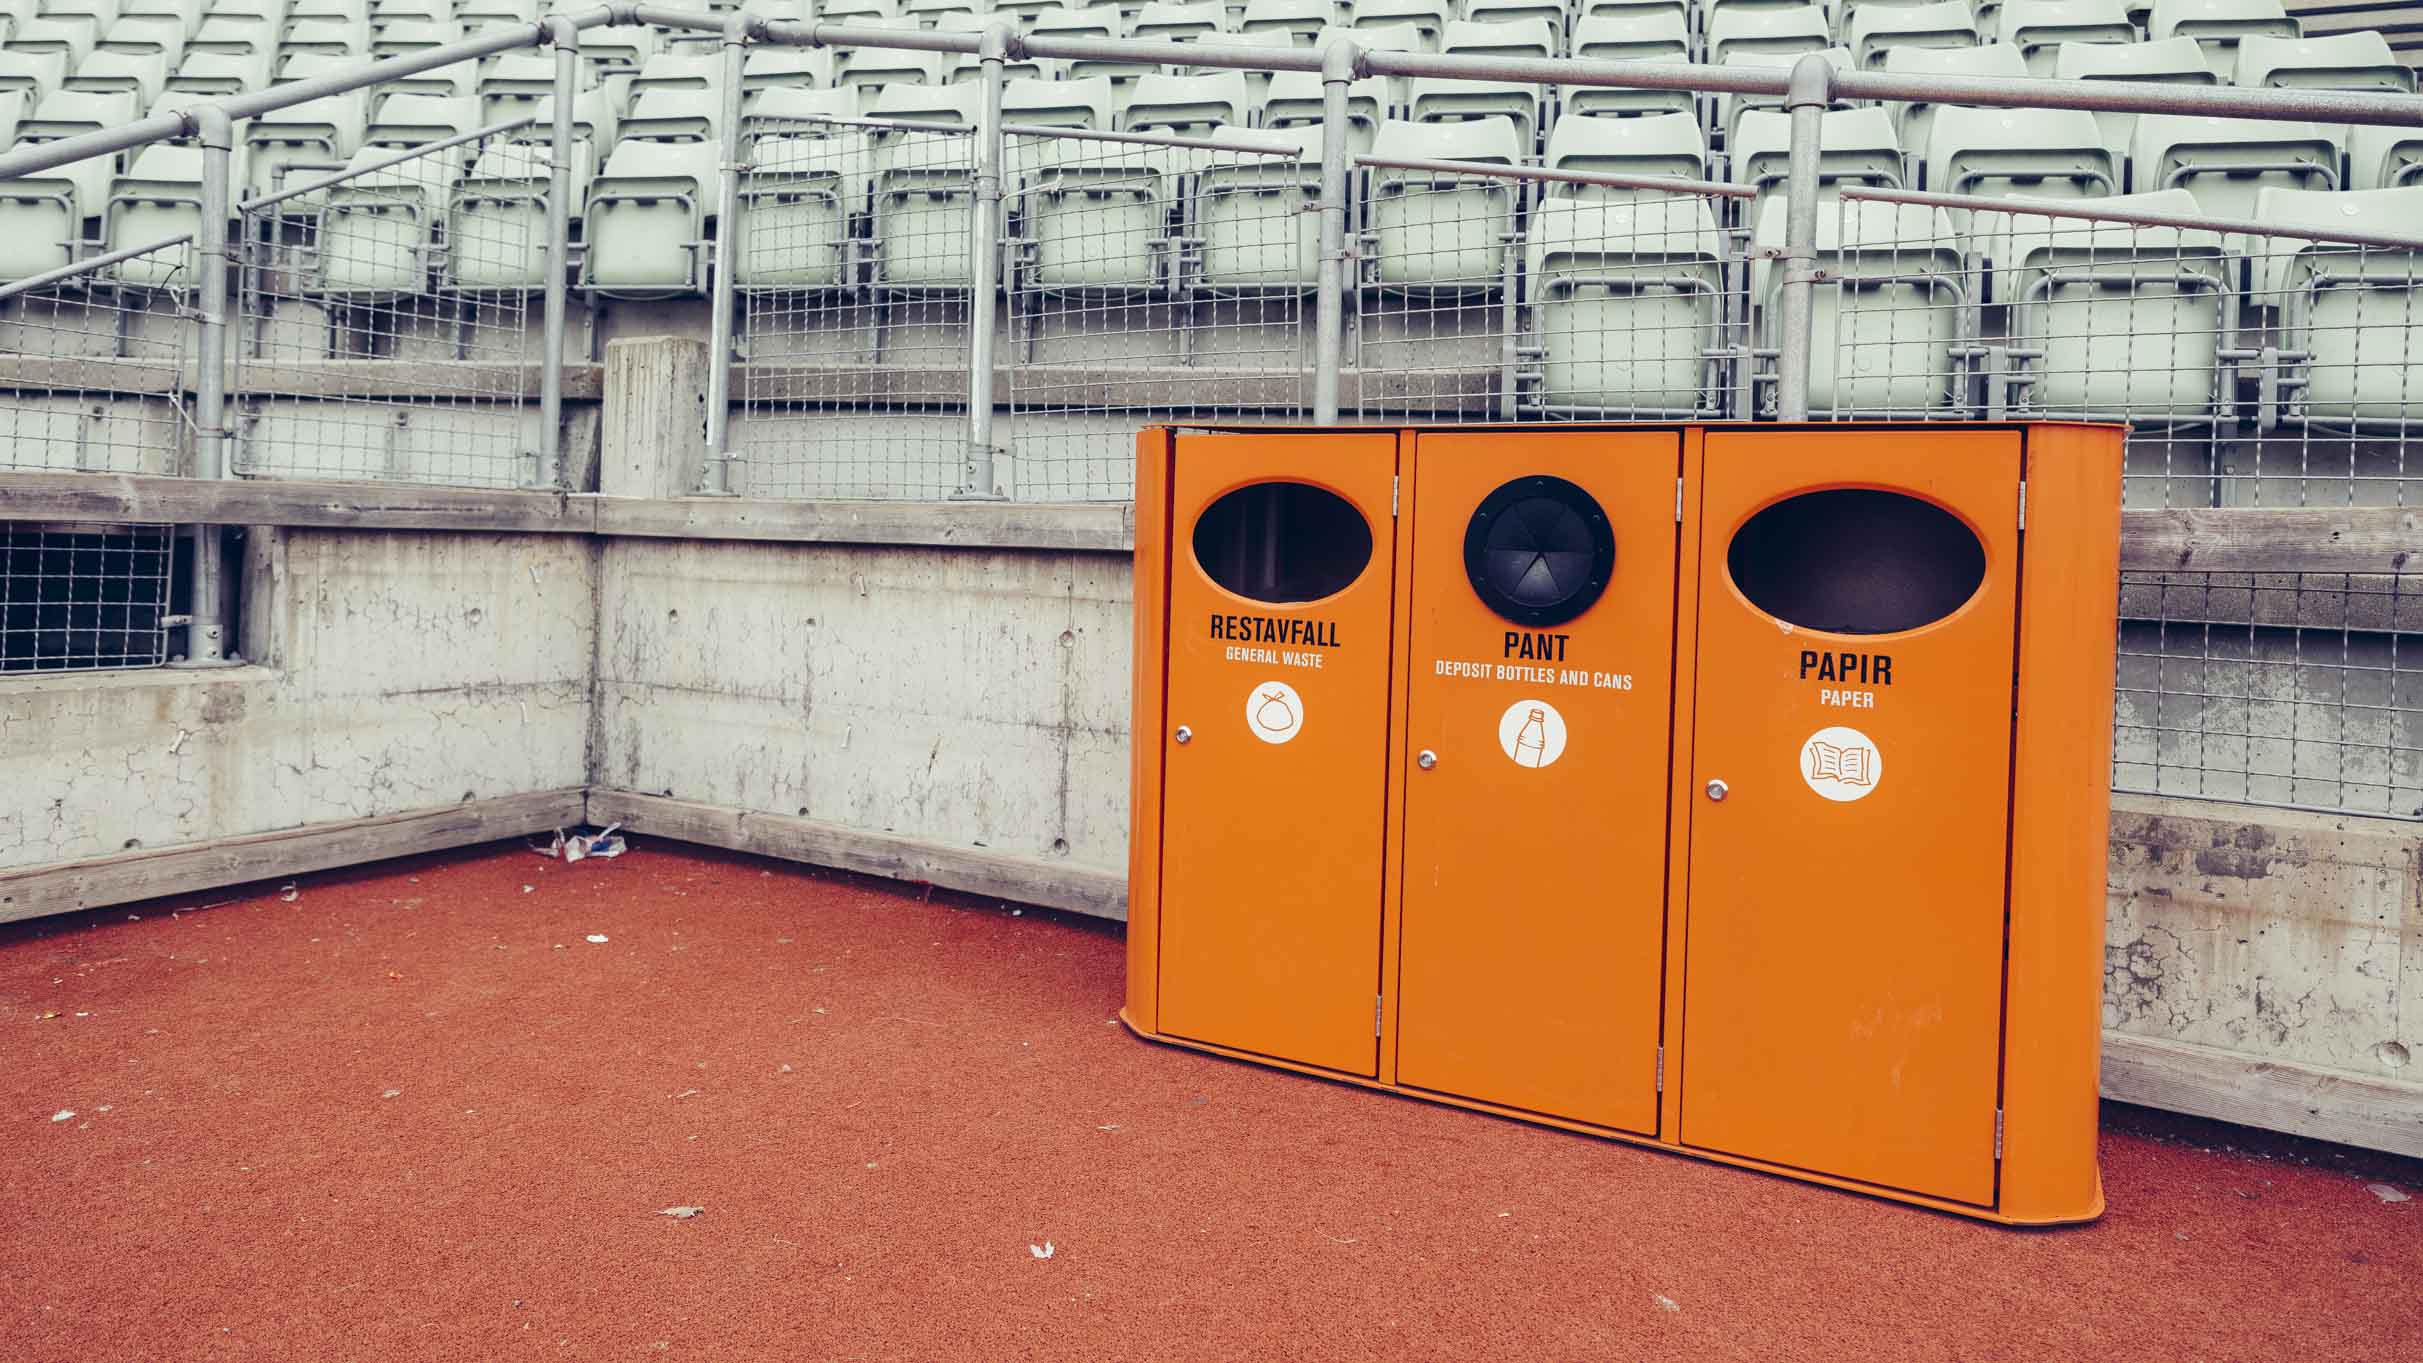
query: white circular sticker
[
  {"left": 1801, "top": 725, "right": 1883, "bottom": 802},
  {"left": 1498, "top": 698, "right": 1568, "bottom": 769},
  {"left": 1246, "top": 680, "right": 1303, "bottom": 744}
]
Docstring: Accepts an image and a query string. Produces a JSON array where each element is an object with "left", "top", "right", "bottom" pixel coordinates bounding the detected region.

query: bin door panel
[
  {"left": 1682, "top": 430, "right": 2021, "bottom": 1207},
  {"left": 1396, "top": 430, "right": 1681, "bottom": 1134},
  {"left": 1156, "top": 433, "right": 1399, "bottom": 1077}
]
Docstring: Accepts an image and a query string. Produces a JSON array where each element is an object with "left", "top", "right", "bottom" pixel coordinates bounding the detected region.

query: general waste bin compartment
[
  {"left": 1149, "top": 434, "right": 1400, "bottom": 1078},
  {"left": 1125, "top": 423, "right": 2121, "bottom": 1226}
]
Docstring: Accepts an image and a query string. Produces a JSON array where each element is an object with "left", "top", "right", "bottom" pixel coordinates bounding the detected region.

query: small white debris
[
  {"left": 279, "top": 883, "right": 299, "bottom": 903},
  {"left": 1010, "top": 909, "right": 1023, "bottom": 917},
  {"left": 1096, "top": 1124, "right": 1121, "bottom": 1133},
  {"left": 585, "top": 934, "right": 609, "bottom": 944},
  {"left": 659, "top": 1206, "right": 705, "bottom": 1220},
  {"left": 521, "top": 885, "right": 534, "bottom": 895},
  {"left": 381, "top": 1090, "right": 402, "bottom": 1100},
  {"left": 50, "top": 1110, "right": 73, "bottom": 1123},
  {"left": 672, "top": 1089, "right": 700, "bottom": 1101},
  {"left": 1652, "top": 1294, "right": 1680, "bottom": 1314},
  {"left": 2369, "top": 1183, "right": 2411, "bottom": 1204},
  {"left": 96, "top": 1106, "right": 111, "bottom": 1114},
  {"left": 1029, "top": 1241, "right": 1055, "bottom": 1260},
  {"left": 779, "top": 1064, "right": 794, "bottom": 1074}
]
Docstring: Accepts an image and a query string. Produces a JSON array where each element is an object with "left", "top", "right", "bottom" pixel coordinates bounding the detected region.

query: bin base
[{"left": 1116, "top": 1009, "right": 2106, "bottom": 1228}]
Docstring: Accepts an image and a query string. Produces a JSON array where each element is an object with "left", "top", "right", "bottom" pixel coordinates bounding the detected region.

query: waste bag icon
[{"left": 1245, "top": 680, "right": 1304, "bottom": 744}]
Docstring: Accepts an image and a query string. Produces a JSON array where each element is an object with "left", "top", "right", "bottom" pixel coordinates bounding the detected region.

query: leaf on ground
[
  {"left": 1029, "top": 1241, "right": 1054, "bottom": 1260},
  {"left": 659, "top": 1206, "right": 705, "bottom": 1220},
  {"left": 1653, "top": 1294, "right": 1681, "bottom": 1313},
  {"left": 2369, "top": 1183, "right": 2411, "bottom": 1204}
]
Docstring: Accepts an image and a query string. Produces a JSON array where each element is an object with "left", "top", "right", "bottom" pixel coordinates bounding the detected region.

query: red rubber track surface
[{"left": 2, "top": 843, "right": 2415, "bottom": 1362}]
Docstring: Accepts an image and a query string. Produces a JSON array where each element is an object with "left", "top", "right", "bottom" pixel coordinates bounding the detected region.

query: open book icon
[{"left": 1808, "top": 740, "right": 1875, "bottom": 787}]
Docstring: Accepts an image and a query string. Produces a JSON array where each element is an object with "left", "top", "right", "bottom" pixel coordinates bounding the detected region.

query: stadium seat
[
  {"left": 1003, "top": 74, "right": 1116, "bottom": 130},
  {"left": 165, "top": 47, "right": 269, "bottom": 94},
  {"left": 1705, "top": 5, "right": 1830, "bottom": 67},
  {"left": 314, "top": 142, "right": 444, "bottom": 299},
  {"left": 1527, "top": 194, "right": 1730, "bottom": 415},
  {"left": 1996, "top": 0, "right": 2135, "bottom": 76},
  {"left": 476, "top": 51, "right": 556, "bottom": 125},
  {"left": 628, "top": 51, "right": 721, "bottom": 100},
  {"left": 1192, "top": 124, "right": 1324, "bottom": 292},
  {"left": 2249, "top": 184, "right": 2423, "bottom": 427},
  {"left": 1847, "top": 1, "right": 1977, "bottom": 71},
  {"left": 1542, "top": 109, "right": 1709, "bottom": 193},
  {"left": 1730, "top": 105, "right": 1900, "bottom": 199},
  {"left": 242, "top": 93, "right": 367, "bottom": 205},
  {"left": 1565, "top": 13, "right": 1693, "bottom": 120},
  {"left": 1713, "top": 47, "right": 1852, "bottom": 143},
  {"left": 1753, "top": 196, "right": 1970, "bottom": 415},
  {"left": 1440, "top": 15, "right": 1558, "bottom": 59},
  {"left": 2129, "top": 113, "right": 2339, "bottom": 216},
  {"left": 1260, "top": 70, "right": 1385, "bottom": 155},
  {"left": 580, "top": 137, "right": 707, "bottom": 298},
  {"left": 1120, "top": 70, "right": 1253, "bottom": 137},
  {"left": 2234, "top": 32, "right": 2416, "bottom": 93},
  {"left": 740, "top": 47, "right": 833, "bottom": 100},
  {"left": 101, "top": 141, "right": 204, "bottom": 288},
  {"left": 369, "top": 19, "right": 460, "bottom": 59},
  {"left": 1238, "top": 0, "right": 1336, "bottom": 46},
  {"left": 2348, "top": 122, "right": 2423, "bottom": 191},
  {"left": 1885, "top": 42, "right": 2030, "bottom": 162},
  {"left": 1365, "top": 116, "right": 1525, "bottom": 289},
  {"left": 619, "top": 88, "right": 723, "bottom": 144},
  {"left": 1350, "top": 0, "right": 1451, "bottom": 51},
  {"left": 1016, "top": 133, "right": 1171, "bottom": 291},
  {"left": 364, "top": 92, "right": 475, "bottom": 149},
  {"left": 1129, "top": 0, "right": 1230, "bottom": 42},
  {"left": 0, "top": 49, "right": 71, "bottom": 100},
  {"left": 1927, "top": 105, "right": 2119, "bottom": 301},
  {"left": 63, "top": 46, "right": 166, "bottom": 105},
  {"left": 836, "top": 46, "right": 947, "bottom": 110},
  {"left": 1467, "top": 0, "right": 1567, "bottom": 26},
  {"left": 2054, "top": 37, "right": 2220, "bottom": 150},
  {"left": 445, "top": 139, "right": 555, "bottom": 291},
  {"left": 2148, "top": 0, "right": 2300, "bottom": 77},
  {"left": 9, "top": 16, "right": 102, "bottom": 65},
  {"left": 734, "top": 132, "right": 853, "bottom": 290},
  {"left": 1998, "top": 188, "right": 2228, "bottom": 421}
]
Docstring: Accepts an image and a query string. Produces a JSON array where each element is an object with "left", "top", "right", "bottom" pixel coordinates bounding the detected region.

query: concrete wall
[
  {"left": 594, "top": 538, "right": 1131, "bottom": 875},
  {"left": 0, "top": 528, "right": 593, "bottom": 873}
]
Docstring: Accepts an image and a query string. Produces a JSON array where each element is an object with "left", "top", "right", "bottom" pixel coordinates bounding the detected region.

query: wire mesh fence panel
[
  {"left": 735, "top": 120, "right": 974, "bottom": 500},
  {"left": 1351, "top": 154, "right": 1529, "bottom": 424},
  {"left": 2114, "top": 571, "right": 2423, "bottom": 817},
  {"left": 232, "top": 124, "right": 544, "bottom": 488},
  {"left": 0, "top": 138, "right": 200, "bottom": 477},
  {"left": 1003, "top": 128, "right": 1315, "bottom": 502},
  {"left": 1523, "top": 179, "right": 1753, "bottom": 421},
  {"left": 0, "top": 521, "right": 176, "bottom": 673}
]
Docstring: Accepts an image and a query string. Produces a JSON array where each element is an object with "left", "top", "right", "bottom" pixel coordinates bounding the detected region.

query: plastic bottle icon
[{"left": 1513, "top": 707, "right": 1547, "bottom": 767}]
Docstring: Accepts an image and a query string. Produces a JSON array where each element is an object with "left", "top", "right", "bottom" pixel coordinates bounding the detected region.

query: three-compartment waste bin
[{"left": 1123, "top": 423, "right": 2122, "bottom": 1225}]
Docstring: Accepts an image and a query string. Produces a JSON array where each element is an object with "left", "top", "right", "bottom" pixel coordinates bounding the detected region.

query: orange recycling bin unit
[{"left": 1123, "top": 423, "right": 2123, "bottom": 1225}]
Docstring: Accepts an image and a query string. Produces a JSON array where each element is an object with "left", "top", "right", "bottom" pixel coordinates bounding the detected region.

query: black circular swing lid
[{"left": 1462, "top": 475, "right": 1615, "bottom": 628}]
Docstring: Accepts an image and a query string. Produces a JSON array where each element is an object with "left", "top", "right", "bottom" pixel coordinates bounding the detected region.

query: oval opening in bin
[
  {"left": 1727, "top": 489, "right": 1986, "bottom": 635},
  {"left": 1191, "top": 480, "right": 1374, "bottom": 604}
]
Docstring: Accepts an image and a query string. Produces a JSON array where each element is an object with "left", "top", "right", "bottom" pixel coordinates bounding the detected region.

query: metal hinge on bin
[
  {"left": 1656, "top": 1045, "right": 1664, "bottom": 1092},
  {"left": 1375, "top": 995, "right": 1383, "bottom": 1037},
  {"left": 2017, "top": 481, "right": 2027, "bottom": 532},
  {"left": 1995, "top": 1108, "right": 2004, "bottom": 1161}
]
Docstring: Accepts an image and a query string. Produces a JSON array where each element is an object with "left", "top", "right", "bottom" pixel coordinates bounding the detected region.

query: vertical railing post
[
  {"left": 177, "top": 104, "right": 236, "bottom": 667},
  {"left": 538, "top": 17, "right": 577, "bottom": 489},
  {"left": 696, "top": 10, "right": 753, "bottom": 495},
  {"left": 956, "top": 21, "right": 1011, "bottom": 500},
  {"left": 1312, "top": 36, "right": 1356, "bottom": 426},
  {"left": 1775, "top": 52, "right": 1831, "bottom": 423}
]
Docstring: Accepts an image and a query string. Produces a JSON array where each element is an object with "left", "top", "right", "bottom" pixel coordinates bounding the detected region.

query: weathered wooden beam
[
  {"left": 0, "top": 356, "right": 603, "bottom": 401},
  {"left": 588, "top": 495, "right": 1133, "bottom": 551},
  {"left": 0, "top": 471, "right": 584, "bottom": 533},
  {"left": 0, "top": 789, "right": 589, "bottom": 925},
  {"left": 2119, "top": 507, "right": 2423, "bottom": 576},
  {"left": 588, "top": 790, "right": 1127, "bottom": 922},
  {"left": 2102, "top": 1031, "right": 2423, "bottom": 1159}
]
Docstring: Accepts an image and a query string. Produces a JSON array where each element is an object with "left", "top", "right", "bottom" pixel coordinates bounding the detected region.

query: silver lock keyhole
[
  {"left": 1174, "top": 725, "right": 1192, "bottom": 745},
  {"left": 1705, "top": 778, "right": 1729, "bottom": 802},
  {"left": 1416, "top": 749, "right": 1437, "bottom": 770}
]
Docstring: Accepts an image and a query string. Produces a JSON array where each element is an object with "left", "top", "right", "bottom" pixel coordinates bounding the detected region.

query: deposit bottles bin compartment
[{"left": 1124, "top": 423, "right": 2122, "bottom": 1225}]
